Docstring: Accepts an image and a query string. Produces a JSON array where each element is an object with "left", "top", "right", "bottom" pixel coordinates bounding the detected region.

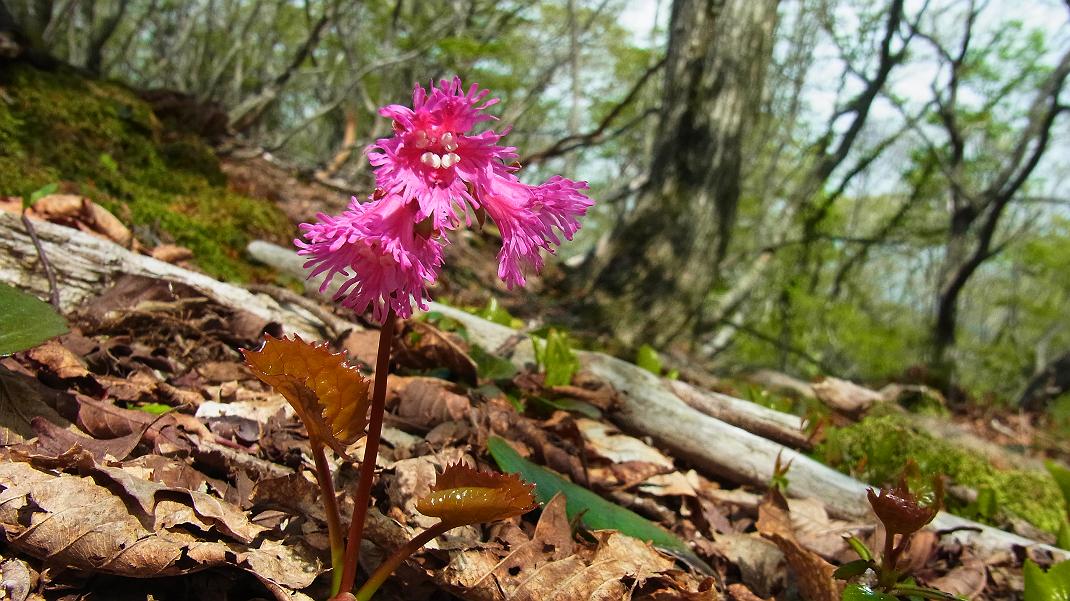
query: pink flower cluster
[{"left": 297, "top": 78, "right": 593, "bottom": 322}]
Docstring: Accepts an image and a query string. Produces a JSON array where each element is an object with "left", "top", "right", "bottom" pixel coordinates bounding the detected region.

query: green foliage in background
[
  {"left": 0, "top": 64, "right": 292, "bottom": 281},
  {"left": 532, "top": 328, "right": 580, "bottom": 387},
  {"left": 0, "top": 283, "right": 68, "bottom": 356},
  {"left": 818, "top": 414, "right": 1067, "bottom": 534}
]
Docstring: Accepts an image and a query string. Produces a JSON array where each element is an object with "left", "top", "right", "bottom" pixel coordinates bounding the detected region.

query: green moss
[
  {"left": 0, "top": 64, "right": 292, "bottom": 280},
  {"left": 817, "top": 414, "right": 1067, "bottom": 534}
]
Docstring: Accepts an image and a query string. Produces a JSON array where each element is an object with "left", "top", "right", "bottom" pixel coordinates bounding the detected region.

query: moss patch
[
  {"left": 817, "top": 414, "right": 1066, "bottom": 534},
  {"left": 0, "top": 63, "right": 292, "bottom": 281}
]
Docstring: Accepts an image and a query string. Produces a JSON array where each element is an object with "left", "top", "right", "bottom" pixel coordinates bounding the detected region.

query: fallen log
[
  {"left": 668, "top": 379, "right": 811, "bottom": 449},
  {"left": 246, "top": 240, "right": 1068, "bottom": 560},
  {"left": 0, "top": 212, "right": 326, "bottom": 338}
]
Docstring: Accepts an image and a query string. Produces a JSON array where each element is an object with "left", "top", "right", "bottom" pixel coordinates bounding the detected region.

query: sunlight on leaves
[
  {"left": 532, "top": 328, "right": 579, "bottom": 388},
  {"left": 242, "top": 335, "right": 370, "bottom": 457},
  {"left": 415, "top": 462, "right": 536, "bottom": 528}
]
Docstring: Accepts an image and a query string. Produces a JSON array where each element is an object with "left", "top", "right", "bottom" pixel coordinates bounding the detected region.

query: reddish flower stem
[
  {"left": 338, "top": 310, "right": 397, "bottom": 595},
  {"left": 311, "top": 441, "right": 345, "bottom": 596},
  {"left": 352, "top": 521, "right": 452, "bottom": 601}
]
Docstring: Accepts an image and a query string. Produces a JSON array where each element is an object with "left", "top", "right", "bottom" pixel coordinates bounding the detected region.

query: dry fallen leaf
[
  {"left": 0, "top": 459, "right": 320, "bottom": 588},
  {"left": 25, "top": 340, "right": 90, "bottom": 379},
  {"left": 149, "top": 244, "right": 194, "bottom": 264},
  {"left": 391, "top": 376, "right": 471, "bottom": 430},
  {"left": 927, "top": 552, "right": 987, "bottom": 599},
  {"left": 395, "top": 320, "right": 478, "bottom": 385},
  {"left": 756, "top": 489, "right": 842, "bottom": 601},
  {"left": 578, "top": 418, "right": 674, "bottom": 469}
]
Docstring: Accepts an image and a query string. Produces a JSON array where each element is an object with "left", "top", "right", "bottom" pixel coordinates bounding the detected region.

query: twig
[{"left": 20, "top": 212, "right": 61, "bottom": 309}]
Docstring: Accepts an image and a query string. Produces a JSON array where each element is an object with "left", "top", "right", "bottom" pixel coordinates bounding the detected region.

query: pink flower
[
  {"left": 298, "top": 78, "right": 592, "bottom": 320},
  {"left": 296, "top": 196, "right": 444, "bottom": 321},
  {"left": 368, "top": 78, "right": 593, "bottom": 288}
]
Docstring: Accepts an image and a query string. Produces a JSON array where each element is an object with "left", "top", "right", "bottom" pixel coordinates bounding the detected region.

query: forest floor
[{"left": 1, "top": 63, "right": 1068, "bottom": 601}]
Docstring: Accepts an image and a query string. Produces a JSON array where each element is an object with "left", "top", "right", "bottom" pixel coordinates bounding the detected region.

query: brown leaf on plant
[
  {"left": 242, "top": 335, "right": 370, "bottom": 457},
  {"left": 415, "top": 462, "right": 536, "bottom": 528},
  {"left": 756, "top": 489, "right": 842, "bottom": 601},
  {"left": 867, "top": 476, "right": 941, "bottom": 536}
]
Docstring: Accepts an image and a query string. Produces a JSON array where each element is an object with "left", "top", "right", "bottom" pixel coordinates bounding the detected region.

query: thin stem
[
  {"left": 352, "top": 521, "right": 452, "bottom": 601},
  {"left": 311, "top": 441, "right": 345, "bottom": 596},
  {"left": 878, "top": 530, "right": 912, "bottom": 590},
  {"left": 21, "top": 211, "right": 61, "bottom": 309},
  {"left": 338, "top": 310, "right": 398, "bottom": 595}
]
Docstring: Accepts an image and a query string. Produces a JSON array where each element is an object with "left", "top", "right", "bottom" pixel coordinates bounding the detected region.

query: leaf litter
[{"left": 0, "top": 274, "right": 1044, "bottom": 600}]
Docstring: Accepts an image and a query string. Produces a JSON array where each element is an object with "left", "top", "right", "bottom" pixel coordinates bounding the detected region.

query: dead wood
[
  {"left": 0, "top": 212, "right": 331, "bottom": 339},
  {"left": 245, "top": 239, "right": 1069, "bottom": 561}
]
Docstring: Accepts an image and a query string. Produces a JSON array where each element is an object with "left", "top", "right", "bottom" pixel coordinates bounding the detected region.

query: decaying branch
[{"left": 0, "top": 212, "right": 328, "bottom": 339}]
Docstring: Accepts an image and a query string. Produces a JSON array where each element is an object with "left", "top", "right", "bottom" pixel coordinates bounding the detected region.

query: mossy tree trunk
[{"left": 582, "top": 0, "right": 778, "bottom": 348}]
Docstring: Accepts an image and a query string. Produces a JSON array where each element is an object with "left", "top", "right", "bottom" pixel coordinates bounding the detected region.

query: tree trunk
[
  {"left": 584, "top": 0, "right": 778, "bottom": 348},
  {"left": 1018, "top": 350, "right": 1070, "bottom": 412}
]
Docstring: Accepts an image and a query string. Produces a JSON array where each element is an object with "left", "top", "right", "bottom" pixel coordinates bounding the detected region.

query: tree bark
[
  {"left": 1018, "top": 349, "right": 1070, "bottom": 412},
  {"left": 583, "top": 0, "right": 779, "bottom": 348}
]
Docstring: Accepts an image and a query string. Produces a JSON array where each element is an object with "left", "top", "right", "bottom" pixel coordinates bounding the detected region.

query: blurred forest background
[{"left": 2, "top": 0, "right": 1069, "bottom": 413}]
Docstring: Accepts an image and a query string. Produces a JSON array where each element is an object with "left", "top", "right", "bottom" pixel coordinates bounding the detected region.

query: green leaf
[
  {"left": 636, "top": 344, "right": 662, "bottom": 375},
  {"left": 0, "top": 283, "right": 68, "bottom": 356},
  {"left": 470, "top": 344, "right": 518, "bottom": 381},
  {"left": 487, "top": 435, "right": 712, "bottom": 575},
  {"left": 846, "top": 535, "right": 874, "bottom": 562},
  {"left": 531, "top": 329, "right": 579, "bottom": 388},
  {"left": 476, "top": 298, "right": 521, "bottom": 328},
  {"left": 842, "top": 584, "right": 897, "bottom": 601},
  {"left": 136, "top": 402, "right": 173, "bottom": 415},
  {"left": 833, "top": 559, "right": 872, "bottom": 580},
  {"left": 1025, "top": 559, "right": 1070, "bottom": 601},
  {"left": 1045, "top": 461, "right": 1070, "bottom": 509},
  {"left": 889, "top": 583, "right": 962, "bottom": 601},
  {"left": 529, "top": 396, "right": 601, "bottom": 419},
  {"left": 1058, "top": 520, "right": 1070, "bottom": 551},
  {"left": 22, "top": 182, "right": 58, "bottom": 211}
]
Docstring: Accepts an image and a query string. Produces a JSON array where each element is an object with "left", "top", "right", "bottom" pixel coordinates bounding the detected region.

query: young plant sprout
[
  {"left": 246, "top": 79, "right": 592, "bottom": 600},
  {"left": 835, "top": 466, "right": 951, "bottom": 600},
  {"left": 353, "top": 463, "right": 536, "bottom": 601}
]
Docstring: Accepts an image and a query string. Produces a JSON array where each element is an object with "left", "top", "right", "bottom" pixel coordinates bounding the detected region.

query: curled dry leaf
[
  {"left": 756, "top": 489, "right": 842, "bottom": 601},
  {"left": 416, "top": 462, "right": 537, "bottom": 528},
  {"left": 242, "top": 335, "right": 371, "bottom": 457}
]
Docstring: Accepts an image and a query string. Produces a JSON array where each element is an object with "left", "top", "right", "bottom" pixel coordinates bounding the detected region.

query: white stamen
[
  {"left": 441, "top": 132, "right": 458, "bottom": 151},
  {"left": 442, "top": 153, "right": 461, "bottom": 167},
  {"left": 420, "top": 152, "right": 436, "bottom": 167},
  {"left": 414, "top": 130, "right": 430, "bottom": 148},
  {"left": 430, "top": 153, "right": 442, "bottom": 168}
]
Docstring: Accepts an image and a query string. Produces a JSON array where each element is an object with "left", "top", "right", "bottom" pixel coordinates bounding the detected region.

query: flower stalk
[
  {"left": 351, "top": 521, "right": 452, "bottom": 601},
  {"left": 337, "top": 310, "right": 397, "bottom": 596},
  {"left": 310, "top": 441, "right": 346, "bottom": 596}
]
